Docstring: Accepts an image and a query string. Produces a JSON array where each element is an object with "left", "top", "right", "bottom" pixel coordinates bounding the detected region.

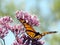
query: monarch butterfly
[{"left": 19, "top": 19, "right": 57, "bottom": 39}]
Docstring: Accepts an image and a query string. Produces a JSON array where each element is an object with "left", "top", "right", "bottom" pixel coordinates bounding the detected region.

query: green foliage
[
  {"left": 50, "top": 34, "right": 60, "bottom": 45},
  {"left": 52, "top": 0, "right": 60, "bottom": 12},
  {"left": 52, "top": 0, "right": 60, "bottom": 20}
]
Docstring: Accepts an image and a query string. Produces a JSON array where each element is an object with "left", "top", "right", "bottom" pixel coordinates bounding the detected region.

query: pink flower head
[
  {"left": 13, "top": 40, "right": 24, "bottom": 45},
  {"left": 0, "top": 16, "right": 13, "bottom": 25},
  {"left": 16, "top": 10, "right": 40, "bottom": 26},
  {"left": 12, "top": 34, "right": 44, "bottom": 45},
  {"left": 16, "top": 10, "right": 25, "bottom": 20},
  {"left": 0, "top": 27, "right": 8, "bottom": 38},
  {"left": 12, "top": 34, "right": 25, "bottom": 45},
  {"left": 16, "top": 36, "right": 23, "bottom": 44},
  {"left": 11, "top": 24, "right": 24, "bottom": 36},
  {"left": 0, "top": 16, "right": 13, "bottom": 38}
]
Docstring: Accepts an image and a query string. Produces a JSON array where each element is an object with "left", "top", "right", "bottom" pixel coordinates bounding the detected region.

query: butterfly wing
[
  {"left": 41, "top": 31, "right": 57, "bottom": 36},
  {"left": 26, "top": 31, "right": 36, "bottom": 39},
  {"left": 19, "top": 19, "right": 36, "bottom": 32},
  {"left": 34, "top": 31, "right": 57, "bottom": 39},
  {"left": 24, "top": 23, "right": 38, "bottom": 39},
  {"left": 34, "top": 34, "right": 42, "bottom": 39},
  {"left": 36, "top": 31, "right": 57, "bottom": 39},
  {"left": 19, "top": 19, "right": 36, "bottom": 38},
  {"left": 19, "top": 19, "right": 57, "bottom": 39}
]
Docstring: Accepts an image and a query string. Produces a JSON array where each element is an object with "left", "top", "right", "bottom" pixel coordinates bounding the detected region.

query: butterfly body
[{"left": 19, "top": 19, "right": 57, "bottom": 39}]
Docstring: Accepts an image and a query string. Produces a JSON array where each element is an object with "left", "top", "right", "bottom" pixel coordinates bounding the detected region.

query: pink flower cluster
[
  {"left": 10, "top": 24, "right": 24, "bottom": 36},
  {"left": 0, "top": 10, "right": 44, "bottom": 45},
  {"left": 0, "top": 16, "right": 26, "bottom": 45},
  {"left": 0, "top": 27, "right": 8, "bottom": 38},
  {"left": 12, "top": 34, "right": 25, "bottom": 45},
  {"left": 0, "top": 16, "right": 13, "bottom": 38},
  {"left": 0, "top": 16, "right": 13, "bottom": 25},
  {"left": 16, "top": 10, "right": 40, "bottom": 26}
]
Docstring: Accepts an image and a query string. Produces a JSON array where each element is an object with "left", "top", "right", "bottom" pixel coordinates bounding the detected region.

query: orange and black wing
[
  {"left": 19, "top": 19, "right": 37, "bottom": 39},
  {"left": 34, "top": 31, "right": 57, "bottom": 39},
  {"left": 41, "top": 31, "right": 57, "bottom": 36},
  {"left": 19, "top": 19, "right": 57, "bottom": 39}
]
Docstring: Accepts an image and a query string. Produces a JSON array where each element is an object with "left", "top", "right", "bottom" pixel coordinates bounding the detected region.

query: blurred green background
[{"left": 0, "top": 0, "right": 60, "bottom": 45}]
